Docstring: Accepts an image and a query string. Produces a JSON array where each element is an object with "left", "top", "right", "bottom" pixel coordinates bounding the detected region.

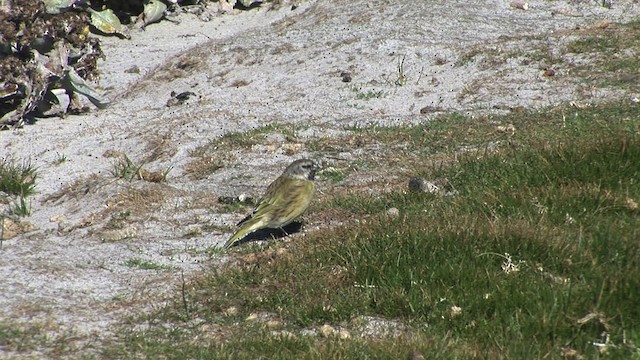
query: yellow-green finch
[{"left": 224, "top": 159, "right": 317, "bottom": 249}]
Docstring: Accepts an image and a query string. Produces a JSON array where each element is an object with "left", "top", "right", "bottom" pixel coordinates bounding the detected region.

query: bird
[{"left": 224, "top": 158, "right": 317, "bottom": 249}]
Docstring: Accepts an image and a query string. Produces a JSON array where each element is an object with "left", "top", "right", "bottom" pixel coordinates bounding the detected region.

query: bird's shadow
[{"left": 232, "top": 221, "right": 304, "bottom": 248}]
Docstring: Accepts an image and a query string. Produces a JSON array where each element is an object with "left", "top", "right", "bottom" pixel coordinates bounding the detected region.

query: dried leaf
[
  {"left": 138, "top": 0, "right": 167, "bottom": 29},
  {"left": 64, "top": 68, "right": 110, "bottom": 108},
  {"left": 88, "top": 8, "right": 131, "bottom": 39},
  {"left": 38, "top": 88, "right": 70, "bottom": 116}
]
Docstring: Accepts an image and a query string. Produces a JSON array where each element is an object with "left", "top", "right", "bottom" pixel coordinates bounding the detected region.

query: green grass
[
  {"left": 197, "top": 123, "right": 300, "bottom": 151},
  {"left": 1, "top": 158, "right": 37, "bottom": 217},
  {"left": 566, "top": 21, "right": 640, "bottom": 90},
  {"left": 8, "top": 196, "right": 31, "bottom": 216},
  {"left": 111, "top": 155, "right": 171, "bottom": 182},
  {"left": 455, "top": 21, "right": 640, "bottom": 91},
  {"left": 111, "top": 155, "right": 144, "bottom": 181},
  {"left": 352, "top": 86, "right": 386, "bottom": 100},
  {"left": 317, "top": 166, "right": 349, "bottom": 183},
  {"left": 566, "top": 20, "right": 640, "bottom": 54},
  {"left": 394, "top": 55, "right": 407, "bottom": 86},
  {"left": 186, "top": 123, "right": 304, "bottom": 179},
  {"left": 0, "top": 321, "right": 78, "bottom": 357},
  {"left": 0, "top": 158, "right": 37, "bottom": 197},
  {"left": 103, "top": 102, "right": 640, "bottom": 359},
  {"left": 123, "top": 258, "right": 173, "bottom": 271},
  {"left": 53, "top": 153, "right": 68, "bottom": 165}
]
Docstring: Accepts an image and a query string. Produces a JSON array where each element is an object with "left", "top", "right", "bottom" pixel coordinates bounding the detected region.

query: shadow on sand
[{"left": 230, "top": 221, "right": 304, "bottom": 248}]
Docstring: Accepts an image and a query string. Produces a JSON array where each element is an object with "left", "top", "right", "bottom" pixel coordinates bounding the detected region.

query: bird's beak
[{"left": 309, "top": 160, "right": 321, "bottom": 180}]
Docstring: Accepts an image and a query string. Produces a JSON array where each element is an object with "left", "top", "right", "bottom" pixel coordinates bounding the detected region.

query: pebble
[
  {"left": 408, "top": 177, "right": 440, "bottom": 194},
  {"left": 386, "top": 207, "right": 400, "bottom": 218},
  {"left": 319, "top": 324, "right": 335, "bottom": 337}
]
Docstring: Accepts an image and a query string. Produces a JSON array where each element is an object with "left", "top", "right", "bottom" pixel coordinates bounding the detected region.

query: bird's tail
[{"left": 223, "top": 219, "right": 261, "bottom": 250}]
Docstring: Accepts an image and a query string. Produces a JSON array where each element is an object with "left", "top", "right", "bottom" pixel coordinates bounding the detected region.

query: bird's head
[{"left": 284, "top": 158, "right": 317, "bottom": 181}]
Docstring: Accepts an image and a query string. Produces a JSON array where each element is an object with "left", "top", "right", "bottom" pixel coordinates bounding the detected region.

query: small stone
[
  {"left": 124, "top": 65, "right": 140, "bottom": 74},
  {"left": 245, "top": 313, "right": 258, "bottom": 321},
  {"left": 337, "top": 329, "right": 351, "bottom": 339},
  {"left": 386, "top": 207, "right": 400, "bottom": 218},
  {"left": 218, "top": 0, "right": 234, "bottom": 12},
  {"left": 281, "top": 143, "right": 303, "bottom": 155},
  {"left": 423, "top": 181, "right": 440, "bottom": 194},
  {"left": 340, "top": 71, "right": 352, "bottom": 82},
  {"left": 434, "top": 56, "right": 447, "bottom": 66},
  {"left": 510, "top": 0, "right": 528, "bottom": 10},
  {"left": 496, "top": 123, "right": 516, "bottom": 135},
  {"left": 49, "top": 214, "right": 66, "bottom": 222},
  {"left": 408, "top": 177, "right": 440, "bottom": 194},
  {"left": 450, "top": 305, "right": 463, "bottom": 317},
  {"left": 174, "top": 91, "right": 196, "bottom": 101},
  {"left": 592, "top": 20, "right": 611, "bottom": 29},
  {"left": 419, "top": 105, "right": 441, "bottom": 114},
  {"left": 319, "top": 324, "right": 335, "bottom": 337},
  {"left": 57, "top": 221, "right": 69, "bottom": 233},
  {"left": 224, "top": 306, "right": 238, "bottom": 316}
]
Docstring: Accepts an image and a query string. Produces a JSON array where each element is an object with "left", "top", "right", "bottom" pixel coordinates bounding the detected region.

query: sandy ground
[{"left": 1, "top": 0, "right": 640, "bottom": 356}]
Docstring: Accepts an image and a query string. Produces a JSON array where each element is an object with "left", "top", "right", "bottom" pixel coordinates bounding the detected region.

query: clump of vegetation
[
  {"left": 124, "top": 258, "right": 173, "bottom": 271},
  {"left": 0, "top": 0, "right": 104, "bottom": 128},
  {"left": 111, "top": 154, "right": 171, "bottom": 182},
  {"left": 317, "top": 166, "right": 348, "bottom": 183},
  {"left": 0, "top": 158, "right": 37, "bottom": 197},
  {"left": 565, "top": 20, "right": 640, "bottom": 90},
  {"left": 0, "top": 0, "right": 266, "bottom": 129},
  {"left": 0, "top": 158, "right": 37, "bottom": 217}
]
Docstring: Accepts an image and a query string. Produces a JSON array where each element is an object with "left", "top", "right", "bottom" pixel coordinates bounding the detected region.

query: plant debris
[{"left": 0, "top": 0, "right": 268, "bottom": 129}]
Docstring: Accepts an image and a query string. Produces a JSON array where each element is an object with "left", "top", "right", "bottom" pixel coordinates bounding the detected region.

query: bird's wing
[
  {"left": 250, "top": 181, "right": 287, "bottom": 220},
  {"left": 236, "top": 178, "right": 282, "bottom": 226},
  {"left": 262, "top": 179, "right": 314, "bottom": 228}
]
